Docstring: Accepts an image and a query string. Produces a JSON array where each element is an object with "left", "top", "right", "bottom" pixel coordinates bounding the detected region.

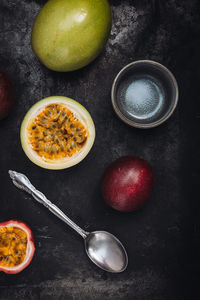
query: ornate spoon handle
[{"left": 9, "top": 170, "right": 88, "bottom": 239}]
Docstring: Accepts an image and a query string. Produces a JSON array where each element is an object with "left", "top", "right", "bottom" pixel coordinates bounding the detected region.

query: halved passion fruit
[
  {"left": 20, "top": 96, "right": 95, "bottom": 169},
  {"left": 0, "top": 220, "right": 35, "bottom": 274}
]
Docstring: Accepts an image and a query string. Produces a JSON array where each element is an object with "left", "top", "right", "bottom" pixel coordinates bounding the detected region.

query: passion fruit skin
[
  {"left": 0, "top": 220, "right": 35, "bottom": 274},
  {"left": 20, "top": 96, "right": 95, "bottom": 170},
  {"left": 0, "top": 70, "right": 13, "bottom": 120},
  {"left": 101, "top": 156, "right": 154, "bottom": 212},
  {"left": 31, "top": 0, "right": 112, "bottom": 72}
]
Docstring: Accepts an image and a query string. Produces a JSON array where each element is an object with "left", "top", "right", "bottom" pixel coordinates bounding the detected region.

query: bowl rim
[{"left": 111, "top": 60, "right": 179, "bottom": 129}]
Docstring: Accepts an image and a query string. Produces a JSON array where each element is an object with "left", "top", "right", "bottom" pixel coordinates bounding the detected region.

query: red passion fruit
[
  {"left": 0, "top": 220, "right": 35, "bottom": 274},
  {"left": 101, "top": 156, "right": 154, "bottom": 212},
  {"left": 0, "top": 70, "right": 13, "bottom": 120}
]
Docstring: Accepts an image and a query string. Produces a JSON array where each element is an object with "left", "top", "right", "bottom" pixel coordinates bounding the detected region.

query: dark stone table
[{"left": 0, "top": 0, "right": 200, "bottom": 299}]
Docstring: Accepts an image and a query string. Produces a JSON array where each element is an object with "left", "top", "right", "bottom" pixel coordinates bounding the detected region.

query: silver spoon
[{"left": 9, "top": 170, "right": 128, "bottom": 273}]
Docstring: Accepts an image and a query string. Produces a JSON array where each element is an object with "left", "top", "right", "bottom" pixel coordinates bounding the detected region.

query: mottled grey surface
[{"left": 0, "top": 0, "right": 200, "bottom": 299}]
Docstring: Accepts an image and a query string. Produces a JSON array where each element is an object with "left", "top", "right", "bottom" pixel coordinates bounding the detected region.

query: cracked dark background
[{"left": 0, "top": 0, "right": 200, "bottom": 299}]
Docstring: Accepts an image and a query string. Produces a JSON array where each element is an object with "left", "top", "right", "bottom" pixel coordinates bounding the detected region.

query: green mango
[{"left": 31, "top": 0, "right": 112, "bottom": 72}]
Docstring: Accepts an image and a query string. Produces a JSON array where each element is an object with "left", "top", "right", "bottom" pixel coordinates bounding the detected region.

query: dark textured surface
[{"left": 0, "top": 0, "right": 200, "bottom": 299}]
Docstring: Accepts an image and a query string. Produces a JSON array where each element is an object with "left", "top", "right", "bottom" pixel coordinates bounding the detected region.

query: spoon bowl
[{"left": 85, "top": 231, "right": 128, "bottom": 273}]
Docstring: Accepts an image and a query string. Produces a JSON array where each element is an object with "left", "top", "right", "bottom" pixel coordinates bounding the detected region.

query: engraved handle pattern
[{"left": 9, "top": 170, "right": 88, "bottom": 239}]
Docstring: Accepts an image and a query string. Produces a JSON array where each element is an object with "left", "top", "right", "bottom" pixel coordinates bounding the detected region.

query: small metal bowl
[{"left": 111, "top": 60, "right": 179, "bottom": 128}]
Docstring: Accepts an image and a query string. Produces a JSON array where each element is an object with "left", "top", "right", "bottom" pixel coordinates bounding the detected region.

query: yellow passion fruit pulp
[
  {"left": 28, "top": 104, "right": 87, "bottom": 160},
  {"left": 0, "top": 226, "right": 27, "bottom": 268},
  {"left": 21, "top": 97, "right": 95, "bottom": 169}
]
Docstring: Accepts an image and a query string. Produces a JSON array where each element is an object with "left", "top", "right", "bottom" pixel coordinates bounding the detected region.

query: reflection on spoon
[{"left": 85, "top": 231, "right": 128, "bottom": 273}]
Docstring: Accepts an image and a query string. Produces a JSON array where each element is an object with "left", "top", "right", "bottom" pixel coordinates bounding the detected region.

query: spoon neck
[
  {"left": 66, "top": 219, "right": 89, "bottom": 238},
  {"left": 79, "top": 230, "right": 89, "bottom": 239},
  {"left": 52, "top": 210, "right": 89, "bottom": 239}
]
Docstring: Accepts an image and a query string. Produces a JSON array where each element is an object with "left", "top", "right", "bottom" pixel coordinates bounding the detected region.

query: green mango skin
[{"left": 31, "top": 0, "right": 112, "bottom": 72}]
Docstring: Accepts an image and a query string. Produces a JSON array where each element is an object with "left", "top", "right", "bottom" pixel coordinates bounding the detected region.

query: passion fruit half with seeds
[
  {"left": 0, "top": 220, "right": 35, "bottom": 274},
  {"left": 20, "top": 96, "right": 95, "bottom": 169}
]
